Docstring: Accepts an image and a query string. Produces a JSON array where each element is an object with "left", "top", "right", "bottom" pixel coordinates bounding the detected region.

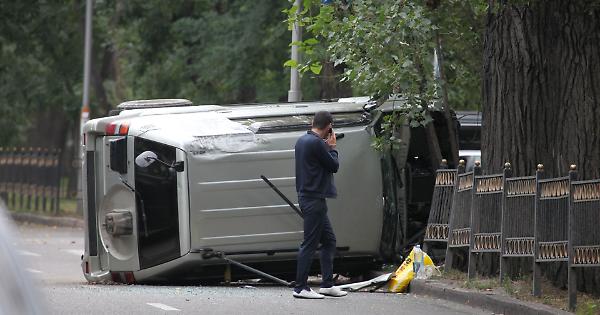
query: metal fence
[
  {"left": 432, "top": 160, "right": 600, "bottom": 310},
  {"left": 467, "top": 166, "right": 508, "bottom": 279},
  {"left": 445, "top": 163, "right": 480, "bottom": 270},
  {"left": 0, "top": 147, "right": 62, "bottom": 213},
  {"left": 532, "top": 166, "right": 577, "bottom": 297},
  {"left": 499, "top": 169, "right": 538, "bottom": 280},
  {"left": 568, "top": 178, "right": 600, "bottom": 309},
  {"left": 423, "top": 159, "right": 459, "bottom": 249}
]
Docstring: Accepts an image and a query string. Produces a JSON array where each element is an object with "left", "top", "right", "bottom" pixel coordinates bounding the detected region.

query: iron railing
[
  {"left": 423, "top": 159, "right": 460, "bottom": 249},
  {"left": 467, "top": 165, "right": 508, "bottom": 279},
  {"left": 568, "top": 178, "right": 600, "bottom": 309},
  {"left": 0, "top": 147, "right": 62, "bottom": 213},
  {"left": 445, "top": 162, "right": 480, "bottom": 270},
  {"left": 499, "top": 169, "right": 538, "bottom": 280},
  {"left": 431, "top": 160, "right": 599, "bottom": 311}
]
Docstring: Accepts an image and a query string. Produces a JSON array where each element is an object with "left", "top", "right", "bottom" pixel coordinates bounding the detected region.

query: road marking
[
  {"left": 18, "top": 250, "right": 41, "bottom": 257},
  {"left": 62, "top": 249, "right": 83, "bottom": 256},
  {"left": 26, "top": 268, "right": 43, "bottom": 274},
  {"left": 146, "top": 303, "right": 180, "bottom": 311}
]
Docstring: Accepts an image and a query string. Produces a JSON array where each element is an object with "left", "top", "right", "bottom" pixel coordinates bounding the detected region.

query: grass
[
  {"left": 5, "top": 193, "right": 80, "bottom": 218},
  {"left": 465, "top": 277, "right": 499, "bottom": 290},
  {"left": 436, "top": 269, "right": 600, "bottom": 313},
  {"left": 2, "top": 176, "right": 81, "bottom": 217}
]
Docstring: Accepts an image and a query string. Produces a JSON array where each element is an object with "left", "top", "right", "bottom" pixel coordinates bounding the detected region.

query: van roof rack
[{"left": 117, "top": 99, "right": 193, "bottom": 110}]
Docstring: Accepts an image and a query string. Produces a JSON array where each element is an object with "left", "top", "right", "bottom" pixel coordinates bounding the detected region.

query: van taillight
[
  {"left": 124, "top": 272, "right": 136, "bottom": 284},
  {"left": 111, "top": 272, "right": 120, "bottom": 282},
  {"left": 119, "top": 123, "right": 130, "bottom": 135},
  {"left": 110, "top": 271, "right": 136, "bottom": 284},
  {"left": 85, "top": 261, "right": 90, "bottom": 274},
  {"left": 105, "top": 122, "right": 129, "bottom": 136}
]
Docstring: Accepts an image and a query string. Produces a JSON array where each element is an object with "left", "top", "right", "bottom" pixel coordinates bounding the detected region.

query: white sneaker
[
  {"left": 293, "top": 288, "right": 325, "bottom": 299},
  {"left": 319, "top": 286, "right": 348, "bottom": 297}
]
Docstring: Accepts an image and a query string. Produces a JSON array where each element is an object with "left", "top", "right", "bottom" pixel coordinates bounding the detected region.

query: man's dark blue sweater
[{"left": 295, "top": 131, "right": 339, "bottom": 199}]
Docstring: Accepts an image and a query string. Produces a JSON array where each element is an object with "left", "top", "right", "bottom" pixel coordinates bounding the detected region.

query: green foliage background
[
  {"left": 286, "top": 0, "right": 485, "bottom": 111},
  {"left": 0, "top": 0, "right": 485, "bottom": 147}
]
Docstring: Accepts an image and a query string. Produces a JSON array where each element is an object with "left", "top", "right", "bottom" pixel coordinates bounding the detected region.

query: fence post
[
  {"left": 40, "top": 148, "right": 48, "bottom": 212},
  {"left": 8, "top": 147, "right": 16, "bottom": 209},
  {"left": 499, "top": 162, "right": 512, "bottom": 281},
  {"left": 33, "top": 148, "right": 41, "bottom": 211},
  {"left": 457, "top": 159, "right": 465, "bottom": 174},
  {"left": 26, "top": 148, "right": 32, "bottom": 211},
  {"left": 17, "top": 147, "right": 26, "bottom": 210},
  {"left": 440, "top": 158, "right": 448, "bottom": 169},
  {"left": 53, "top": 149, "right": 61, "bottom": 214},
  {"left": 467, "top": 160, "right": 482, "bottom": 279},
  {"left": 567, "top": 164, "right": 578, "bottom": 311},
  {"left": 532, "top": 163, "right": 544, "bottom": 296}
]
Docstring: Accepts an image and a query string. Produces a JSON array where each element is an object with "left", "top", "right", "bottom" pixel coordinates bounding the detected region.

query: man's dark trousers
[{"left": 294, "top": 196, "right": 336, "bottom": 292}]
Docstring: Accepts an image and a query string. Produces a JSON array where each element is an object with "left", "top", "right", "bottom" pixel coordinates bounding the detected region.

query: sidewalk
[
  {"left": 9, "top": 211, "right": 84, "bottom": 228},
  {"left": 409, "top": 279, "right": 571, "bottom": 315}
]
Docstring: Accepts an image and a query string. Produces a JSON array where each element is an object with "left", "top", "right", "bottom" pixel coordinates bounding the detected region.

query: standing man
[{"left": 293, "top": 111, "right": 347, "bottom": 299}]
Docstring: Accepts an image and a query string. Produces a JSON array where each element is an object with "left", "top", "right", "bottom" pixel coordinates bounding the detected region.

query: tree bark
[
  {"left": 319, "top": 61, "right": 353, "bottom": 100},
  {"left": 482, "top": 0, "right": 600, "bottom": 292},
  {"left": 26, "top": 107, "right": 70, "bottom": 150}
]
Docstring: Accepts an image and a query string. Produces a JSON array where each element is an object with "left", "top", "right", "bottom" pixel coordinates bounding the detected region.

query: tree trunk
[
  {"left": 26, "top": 108, "right": 69, "bottom": 149},
  {"left": 26, "top": 107, "right": 76, "bottom": 198},
  {"left": 319, "top": 61, "right": 353, "bottom": 100},
  {"left": 482, "top": 0, "right": 600, "bottom": 293}
]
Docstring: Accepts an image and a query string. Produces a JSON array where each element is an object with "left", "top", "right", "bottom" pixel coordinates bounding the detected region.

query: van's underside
[{"left": 132, "top": 252, "right": 380, "bottom": 284}]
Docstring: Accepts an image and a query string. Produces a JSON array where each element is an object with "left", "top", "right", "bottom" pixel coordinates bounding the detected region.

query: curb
[
  {"left": 9, "top": 212, "right": 84, "bottom": 228},
  {"left": 409, "top": 279, "right": 571, "bottom": 315}
]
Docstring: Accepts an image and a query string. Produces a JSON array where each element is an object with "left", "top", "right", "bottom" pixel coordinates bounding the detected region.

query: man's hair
[{"left": 312, "top": 111, "right": 333, "bottom": 130}]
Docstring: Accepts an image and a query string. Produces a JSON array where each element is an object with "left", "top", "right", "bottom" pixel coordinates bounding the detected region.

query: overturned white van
[{"left": 81, "top": 98, "right": 399, "bottom": 284}]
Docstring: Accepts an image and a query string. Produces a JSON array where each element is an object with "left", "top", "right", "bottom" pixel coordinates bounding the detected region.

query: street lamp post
[
  {"left": 77, "top": 0, "right": 93, "bottom": 213},
  {"left": 288, "top": 0, "right": 302, "bottom": 102}
]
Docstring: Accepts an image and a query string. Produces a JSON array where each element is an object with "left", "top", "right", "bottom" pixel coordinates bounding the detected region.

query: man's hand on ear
[{"left": 326, "top": 130, "right": 336, "bottom": 149}]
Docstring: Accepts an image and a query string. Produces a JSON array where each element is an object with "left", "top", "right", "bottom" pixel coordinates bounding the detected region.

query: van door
[
  {"left": 96, "top": 136, "right": 140, "bottom": 272},
  {"left": 133, "top": 137, "right": 182, "bottom": 269}
]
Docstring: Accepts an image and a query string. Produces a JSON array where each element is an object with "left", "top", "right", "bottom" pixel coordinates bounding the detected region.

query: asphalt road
[{"left": 14, "top": 224, "right": 489, "bottom": 315}]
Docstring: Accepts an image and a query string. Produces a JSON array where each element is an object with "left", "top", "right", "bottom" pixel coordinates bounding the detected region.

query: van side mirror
[
  {"left": 109, "top": 138, "right": 128, "bottom": 174},
  {"left": 135, "top": 151, "right": 184, "bottom": 172},
  {"left": 135, "top": 151, "right": 158, "bottom": 168}
]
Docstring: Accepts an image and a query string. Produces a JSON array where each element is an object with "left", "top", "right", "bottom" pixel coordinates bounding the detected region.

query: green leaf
[
  {"left": 284, "top": 59, "right": 299, "bottom": 68},
  {"left": 304, "top": 38, "right": 319, "bottom": 45},
  {"left": 309, "top": 62, "right": 323, "bottom": 74}
]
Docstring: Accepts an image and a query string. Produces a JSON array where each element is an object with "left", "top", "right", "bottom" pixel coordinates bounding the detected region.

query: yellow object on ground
[{"left": 387, "top": 247, "right": 434, "bottom": 293}]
